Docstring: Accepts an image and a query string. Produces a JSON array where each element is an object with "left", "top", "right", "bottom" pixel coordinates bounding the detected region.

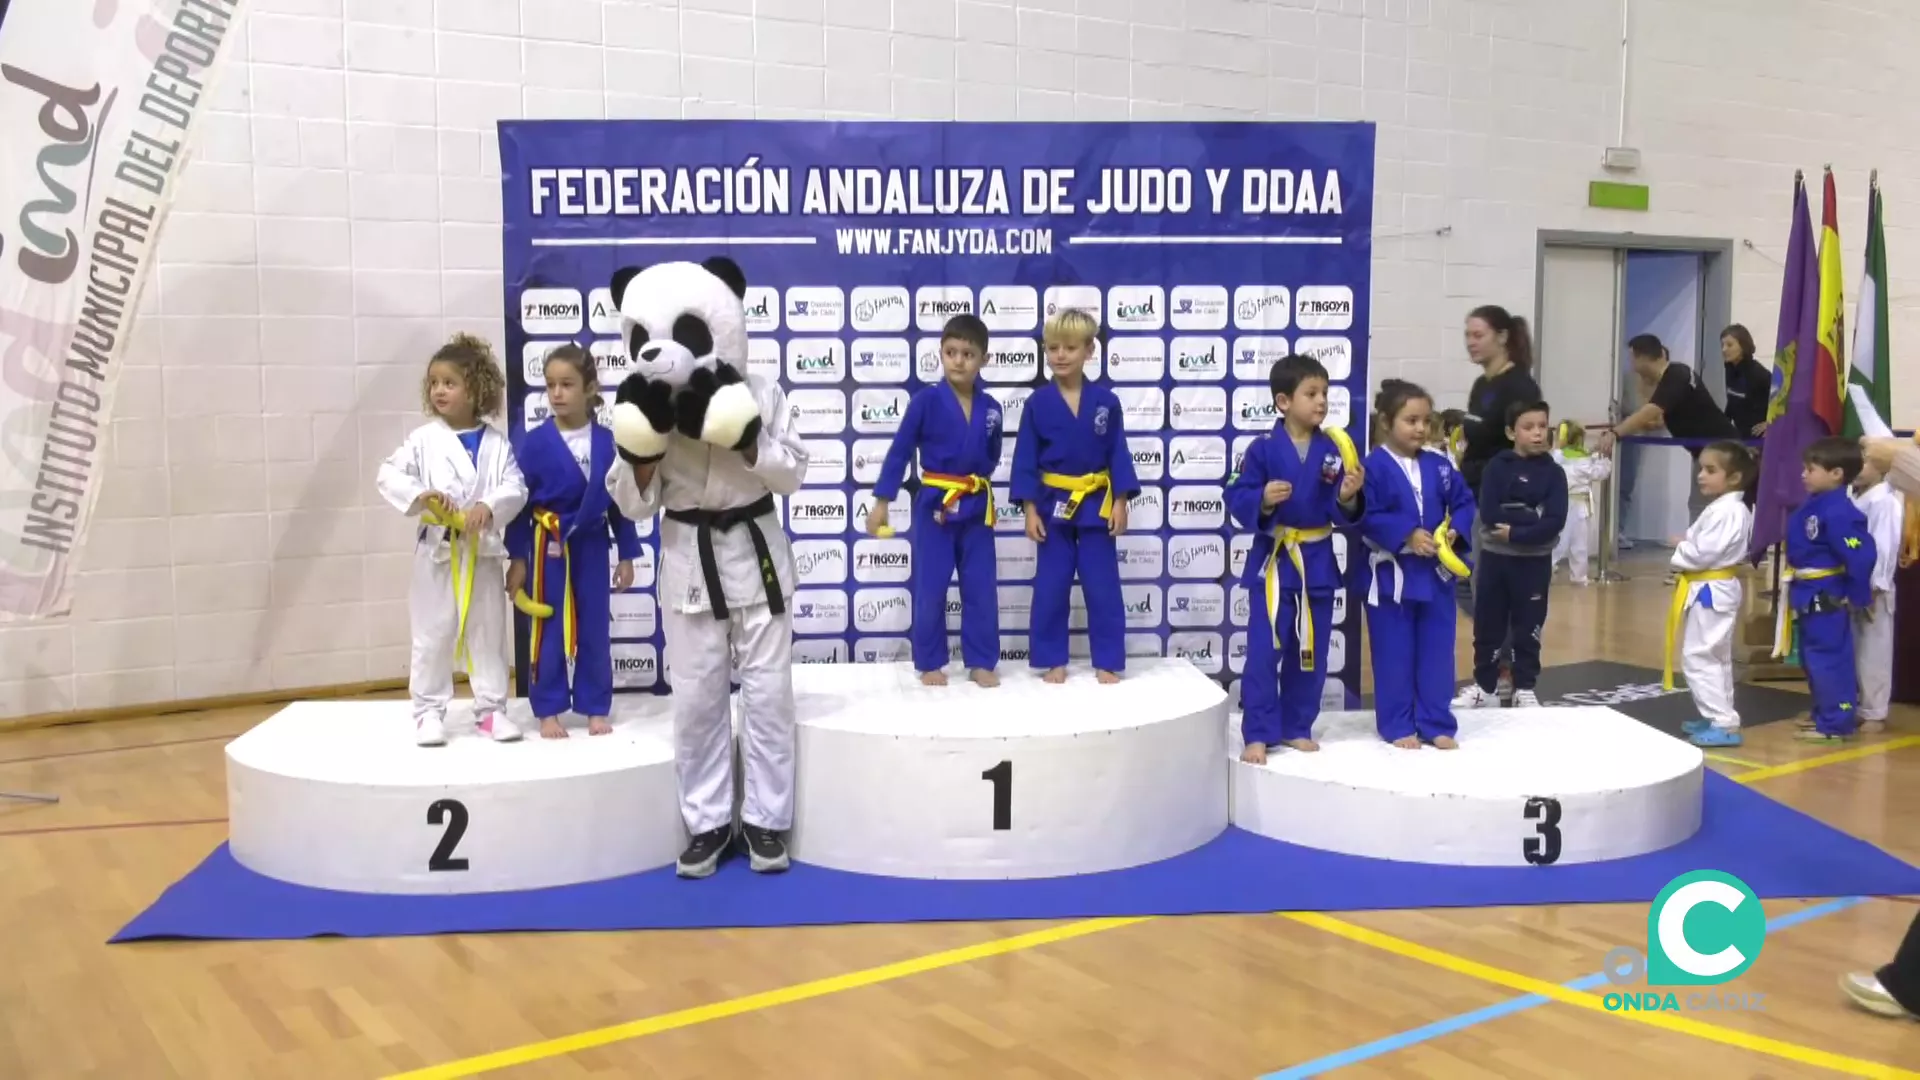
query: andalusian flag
[
  {"left": 1843, "top": 174, "right": 1889, "bottom": 439},
  {"left": 1812, "top": 168, "right": 1848, "bottom": 436}
]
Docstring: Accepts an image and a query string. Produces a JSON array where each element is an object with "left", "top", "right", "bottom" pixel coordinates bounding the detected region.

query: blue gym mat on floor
[{"left": 111, "top": 771, "right": 1920, "bottom": 943}]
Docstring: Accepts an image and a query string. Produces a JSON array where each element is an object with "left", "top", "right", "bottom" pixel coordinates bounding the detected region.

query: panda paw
[
  {"left": 675, "top": 366, "right": 764, "bottom": 452},
  {"left": 611, "top": 373, "right": 674, "bottom": 463}
]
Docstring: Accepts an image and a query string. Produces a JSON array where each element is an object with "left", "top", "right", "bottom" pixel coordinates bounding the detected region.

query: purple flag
[{"left": 1749, "top": 174, "right": 1822, "bottom": 560}]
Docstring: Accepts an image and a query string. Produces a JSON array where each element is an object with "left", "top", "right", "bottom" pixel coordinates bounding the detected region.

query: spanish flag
[{"left": 1812, "top": 167, "right": 1848, "bottom": 437}]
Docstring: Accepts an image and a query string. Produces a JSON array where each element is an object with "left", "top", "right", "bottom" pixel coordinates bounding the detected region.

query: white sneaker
[
  {"left": 1513, "top": 689, "right": 1540, "bottom": 708},
  {"left": 1452, "top": 684, "right": 1494, "bottom": 709},
  {"left": 1841, "top": 972, "right": 1917, "bottom": 1019},
  {"left": 477, "top": 710, "right": 522, "bottom": 742},
  {"left": 416, "top": 714, "right": 447, "bottom": 747}
]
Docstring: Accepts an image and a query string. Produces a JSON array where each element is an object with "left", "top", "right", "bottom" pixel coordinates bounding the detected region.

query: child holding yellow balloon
[
  {"left": 1226, "top": 353, "right": 1365, "bottom": 761},
  {"left": 1360, "top": 380, "right": 1478, "bottom": 749}
]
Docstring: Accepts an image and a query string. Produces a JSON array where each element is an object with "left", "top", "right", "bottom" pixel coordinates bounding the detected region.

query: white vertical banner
[{"left": 0, "top": 0, "right": 247, "bottom": 619}]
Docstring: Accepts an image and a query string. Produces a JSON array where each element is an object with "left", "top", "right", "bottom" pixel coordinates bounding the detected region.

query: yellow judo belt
[
  {"left": 921, "top": 471, "right": 994, "bottom": 525},
  {"left": 1661, "top": 566, "right": 1740, "bottom": 690},
  {"left": 1040, "top": 470, "right": 1115, "bottom": 520},
  {"left": 1773, "top": 565, "right": 1845, "bottom": 659},
  {"left": 1262, "top": 525, "right": 1334, "bottom": 670},
  {"left": 420, "top": 504, "right": 479, "bottom": 669},
  {"left": 524, "top": 508, "right": 577, "bottom": 667}
]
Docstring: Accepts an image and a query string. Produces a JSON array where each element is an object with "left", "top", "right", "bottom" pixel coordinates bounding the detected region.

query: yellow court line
[
  {"left": 389, "top": 731, "right": 1920, "bottom": 1077},
  {"left": 381, "top": 916, "right": 1148, "bottom": 1079},
  {"left": 1733, "top": 735, "right": 1920, "bottom": 785},
  {"left": 1284, "top": 911, "right": 1920, "bottom": 1079},
  {"left": 1702, "top": 751, "right": 1767, "bottom": 769}
]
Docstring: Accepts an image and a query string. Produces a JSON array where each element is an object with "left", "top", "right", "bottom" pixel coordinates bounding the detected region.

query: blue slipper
[{"left": 1689, "top": 727, "right": 1743, "bottom": 747}]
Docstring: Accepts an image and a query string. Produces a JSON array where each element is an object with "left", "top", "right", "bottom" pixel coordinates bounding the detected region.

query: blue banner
[{"left": 497, "top": 120, "right": 1375, "bottom": 710}]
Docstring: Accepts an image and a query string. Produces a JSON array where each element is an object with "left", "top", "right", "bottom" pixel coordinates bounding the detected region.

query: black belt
[{"left": 665, "top": 493, "right": 784, "bottom": 621}]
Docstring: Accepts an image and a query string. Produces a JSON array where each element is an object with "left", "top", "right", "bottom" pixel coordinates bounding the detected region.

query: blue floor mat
[{"left": 112, "top": 771, "right": 1920, "bottom": 942}]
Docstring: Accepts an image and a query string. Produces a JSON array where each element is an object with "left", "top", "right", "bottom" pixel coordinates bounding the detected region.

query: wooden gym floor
[{"left": 3, "top": 554, "right": 1919, "bottom": 1079}]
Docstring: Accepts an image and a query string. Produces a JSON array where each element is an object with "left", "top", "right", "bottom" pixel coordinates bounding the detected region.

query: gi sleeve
[
  {"left": 1226, "top": 440, "right": 1272, "bottom": 532},
  {"left": 872, "top": 391, "right": 924, "bottom": 502},
  {"left": 607, "top": 462, "right": 661, "bottom": 522},
  {"left": 744, "top": 379, "right": 809, "bottom": 496},
  {"left": 375, "top": 432, "right": 428, "bottom": 515},
  {"left": 1106, "top": 398, "right": 1141, "bottom": 500},
  {"left": 1010, "top": 418, "right": 1041, "bottom": 507},
  {"left": 1359, "top": 460, "right": 1416, "bottom": 554},
  {"left": 1827, "top": 504, "right": 1880, "bottom": 609}
]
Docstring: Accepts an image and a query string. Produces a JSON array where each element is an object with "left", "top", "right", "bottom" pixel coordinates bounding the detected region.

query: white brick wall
[{"left": 4, "top": 0, "right": 1915, "bottom": 718}]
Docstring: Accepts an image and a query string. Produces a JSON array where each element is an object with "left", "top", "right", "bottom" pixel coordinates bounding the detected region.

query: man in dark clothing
[{"left": 1597, "top": 334, "right": 1740, "bottom": 455}]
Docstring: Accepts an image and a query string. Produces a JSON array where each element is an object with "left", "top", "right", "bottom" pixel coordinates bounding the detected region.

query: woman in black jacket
[
  {"left": 1459, "top": 305, "right": 1544, "bottom": 494},
  {"left": 1453, "top": 305, "right": 1542, "bottom": 699}
]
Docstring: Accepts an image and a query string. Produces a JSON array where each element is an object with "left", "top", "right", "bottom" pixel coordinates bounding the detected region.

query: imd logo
[{"left": 1602, "top": 871, "right": 1768, "bottom": 1013}]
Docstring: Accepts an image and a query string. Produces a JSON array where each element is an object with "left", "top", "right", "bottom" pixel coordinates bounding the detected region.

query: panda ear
[
  {"left": 701, "top": 257, "right": 747, "bottom": 299},
  {"left": 610, "top": 266, "right": 644, "bottom": 310}
]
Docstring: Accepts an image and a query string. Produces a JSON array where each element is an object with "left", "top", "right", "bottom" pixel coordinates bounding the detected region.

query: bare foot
[
  {"left": 1240, "top": 742, "right": 1268, "bottom": 764},
  {"left": 919, "top": 669, "right": 949, "bottom": 686},
  {"left": 1430, "top": 735, "right": 1458, "bottom": 750},
  {"left": 1281, "top": 738, "right": 1320, "bottom": 753},
  {"left": 969, "top": 668, "right": 999, "bottom": 688},
  {"left": 539, "top": 717, "right": 568, "bottom": 740},
  {"left": 587, "top": 715, "right": 613, "bottom": 736},
  {"left": 1391, "top": 735, "right": 1421, "bottom": 750},
  {"left": 1094, "top": 669, "right": 1121, "bottom": 685},
  {"left": 1042, "top": 667, "right": 1068, "bottom": 684}
]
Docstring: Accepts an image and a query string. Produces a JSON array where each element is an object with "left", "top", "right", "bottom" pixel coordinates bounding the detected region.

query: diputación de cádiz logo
[{"left": 1602, "top": 870, "right": 1768, "bottom": 1013}]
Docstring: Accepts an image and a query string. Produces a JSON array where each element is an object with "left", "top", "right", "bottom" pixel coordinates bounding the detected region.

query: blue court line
[{"left": 1258, "top": 895, "right": 1868, "bottom": 1079}]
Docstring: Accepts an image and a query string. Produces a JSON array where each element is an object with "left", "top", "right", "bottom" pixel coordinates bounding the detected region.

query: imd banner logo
[{"left": 1603, "top": 871, "right": 1768, "bottom": 1014}]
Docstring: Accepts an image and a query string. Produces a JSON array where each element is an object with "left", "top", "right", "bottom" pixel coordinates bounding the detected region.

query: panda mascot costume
[{"left": 602, "top": 257, "right": 810, "bottom": 879}]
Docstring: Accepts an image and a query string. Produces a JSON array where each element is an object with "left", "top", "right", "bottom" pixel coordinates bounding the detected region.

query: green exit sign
[{"left": 1590, "top": 180, "right": 1650, "bottom": 211}]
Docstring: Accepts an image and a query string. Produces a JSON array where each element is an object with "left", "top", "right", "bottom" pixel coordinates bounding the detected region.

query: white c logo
[{"left": 1657, "top": 880, "right": 1748, "bottom": 977}]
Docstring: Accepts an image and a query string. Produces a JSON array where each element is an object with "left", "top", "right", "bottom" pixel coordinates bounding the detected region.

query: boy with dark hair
[
  {"left": 1453, "top": 400, "right": 1566, "bottom": 710},
  {"left": 1780, "top": 436, "right": 1878, "bottom": 742},
  {"left": 869, "top": 313, "right": 1003, "bottom": 687},
  {"left": 1227, "top": 353, "right": 1365, "bottom": 760}
]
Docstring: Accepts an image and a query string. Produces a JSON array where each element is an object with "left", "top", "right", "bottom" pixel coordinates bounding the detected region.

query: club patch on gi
[{"left": 1805, "top": 515, "right": 1820, "bottom": 540}]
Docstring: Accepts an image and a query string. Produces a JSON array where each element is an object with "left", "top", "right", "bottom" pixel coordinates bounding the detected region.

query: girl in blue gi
[
  {"left": 867, "top": 314, "right": 1004, "bottom": 688},
  {"left": 1361, "top": 380, "right": 1476, "bottom": 749},
  {"left": 1780, "top": 437, "right": 1878, "bottom": 744},
  {"left": 506, "top": 344, "right": 642, "bottom": 739},
  {"left": 1227, "top": 354, "right": 1365, "bottom": 761},
  {"left": 1012, "top": 307, "right": 1139, "bottom": 684}
]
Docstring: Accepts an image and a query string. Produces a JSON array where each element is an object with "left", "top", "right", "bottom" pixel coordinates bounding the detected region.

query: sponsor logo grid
[{"left": 498, "top": 125, "right": 1371, "bottom": 701}]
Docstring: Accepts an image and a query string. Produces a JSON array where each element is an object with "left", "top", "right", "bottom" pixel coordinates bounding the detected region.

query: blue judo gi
[
  {"left": 873, "top": 380, "right": 1004, "bottom": 673},
  {"left": 1361, "top": 447, "right": 1477, "bottom": 743},
  {"left": 507, "top": 420, "right": 643, "bottom": 719},
  {"left": 1009, "top": 380, "right": 1140, "bottom": 673},
  {"left": 1227, "top": 427, "right": 1361, "bottom": 747},
  {"left": 1784, "top": 487, "right": 1878, "bottom": 736}
]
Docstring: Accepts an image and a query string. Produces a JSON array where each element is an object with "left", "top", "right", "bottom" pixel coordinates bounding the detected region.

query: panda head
[{"left": 608, "top": 256, "right": 748, "bottom": 389}]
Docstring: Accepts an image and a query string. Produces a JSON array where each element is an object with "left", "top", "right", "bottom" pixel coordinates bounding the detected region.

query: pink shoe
[{"left": 477, "top": 711, "right": 522, "bottom": 742}]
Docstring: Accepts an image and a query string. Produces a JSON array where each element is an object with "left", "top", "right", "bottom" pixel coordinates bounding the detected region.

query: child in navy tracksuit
[
  {"left": 1782, "top": 437, "right": 1878, "bottom": 743},
  {"left": 1454, "top": 400, "right": 1566, "bottom": 709}
]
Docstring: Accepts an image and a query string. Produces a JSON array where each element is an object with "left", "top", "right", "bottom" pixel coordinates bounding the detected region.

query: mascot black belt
[{"left": 665, "top": 494, "right": 785, "bottom": 621}]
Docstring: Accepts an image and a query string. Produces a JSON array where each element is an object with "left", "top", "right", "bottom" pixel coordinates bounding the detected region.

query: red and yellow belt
[
  {"left": 920, "top": 471, "right": 994, "bottom": 525},
  {"left": 516, "top": 508, "right": 577, "bottom": 666}
]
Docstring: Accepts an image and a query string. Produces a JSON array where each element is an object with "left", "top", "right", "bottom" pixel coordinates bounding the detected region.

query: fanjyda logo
[{"left": 1602, "top": 871, "right": 1768, "bottom": 1013}]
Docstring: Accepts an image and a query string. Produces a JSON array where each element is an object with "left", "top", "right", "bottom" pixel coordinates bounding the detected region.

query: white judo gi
[
  {"left": 608, "top": 373, "right": 808, "bottom": 836},
  {"left": 1852, "top": 480, "right": 1903, "bottom": 722},
  {"left": 377, "top": 420, "right": 527, "bottom": 726},
  {"left": 1551, "top": 450, "right": 1612, "bottom": 584},
  {"left": 1670, "top": 491, "right": 1753, "bottom": 730}
]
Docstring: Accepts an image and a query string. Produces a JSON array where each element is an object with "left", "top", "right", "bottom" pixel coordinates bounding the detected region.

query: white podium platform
[
  {"left": 786, "top": 658, "right": 1229, "bottom": 879},
  {"left": 227, "top": 697, "right": 685, "bottom": 895},
  {"left": 1229, "top": 708, "right": 1704, "bottom": 867}
]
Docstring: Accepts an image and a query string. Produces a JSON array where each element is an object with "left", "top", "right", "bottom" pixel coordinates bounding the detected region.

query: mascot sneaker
[
  {"left": 477, "top": 710, "right": 522, "bottom": 742},
  {"left": 416, "top": 714, "right": 447, "bottom": 747},
  {"left": 741, "top": 825, "right": 790, "bottom": 873},
  {"left": 678, "top": 825, "right": 734, "bottom": 879}
]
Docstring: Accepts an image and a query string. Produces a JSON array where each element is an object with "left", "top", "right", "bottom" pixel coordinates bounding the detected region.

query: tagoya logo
[{"left": 520, "top": 287, "right": 584, "bottom": 334}]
